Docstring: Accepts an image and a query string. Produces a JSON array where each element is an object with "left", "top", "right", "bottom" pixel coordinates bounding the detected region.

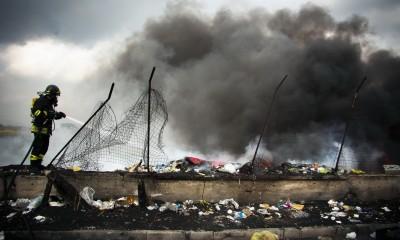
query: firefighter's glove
[
  {"left": 48, "top": 110, "right": 56, "bottom": 119},
  {"left": 55, "top": 112, "right": 66, "bottom": 120}
]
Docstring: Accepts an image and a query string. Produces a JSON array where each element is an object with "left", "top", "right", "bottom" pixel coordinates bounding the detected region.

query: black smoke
[{"left": 114, "top": 4, "right": 400, "bottom": 169}]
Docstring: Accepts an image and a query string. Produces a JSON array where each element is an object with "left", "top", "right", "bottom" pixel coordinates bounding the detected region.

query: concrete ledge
[
  {"left": 2, "top": 172, "right": 400, "bottom": 203},
  {"left": 4, "top": 223, "right": 400, "bottom": 240}
]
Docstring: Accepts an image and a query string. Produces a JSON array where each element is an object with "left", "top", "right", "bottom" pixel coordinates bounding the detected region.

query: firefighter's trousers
[{"left": 30, "top": 133, "right": 50, "bottom": 169}]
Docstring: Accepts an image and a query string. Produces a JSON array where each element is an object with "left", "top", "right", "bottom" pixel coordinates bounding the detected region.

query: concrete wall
[{"left": 1, "top": 172, "right": 400, "bottom": 203}]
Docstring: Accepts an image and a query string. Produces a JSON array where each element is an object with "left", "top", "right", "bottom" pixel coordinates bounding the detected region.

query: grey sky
[
  {"left": 0, "top": 0, "right": 399, "bottom": 48},
  {"left": 0, "top": 0, "right": 166, "bottom": 44}
]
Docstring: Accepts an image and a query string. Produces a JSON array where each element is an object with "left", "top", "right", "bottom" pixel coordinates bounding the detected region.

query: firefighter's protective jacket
[{"left": 31, "top": 95, "right": 57, "bottom": 135}]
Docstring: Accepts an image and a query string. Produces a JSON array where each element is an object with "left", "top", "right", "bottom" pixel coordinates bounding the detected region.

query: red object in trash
[
  {"left": 211, "top": 160, "right": 225, "bottom": 168},
  {"left": 185, "top": 156, "right": 205, "bottom": 165}
]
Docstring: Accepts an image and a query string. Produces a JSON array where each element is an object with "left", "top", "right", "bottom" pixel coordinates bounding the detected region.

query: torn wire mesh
[{"left": 56, "top": 89, "right": 168, "bottom": 171}]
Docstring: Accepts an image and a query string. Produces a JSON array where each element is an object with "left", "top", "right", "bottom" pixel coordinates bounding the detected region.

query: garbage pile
[{"left": 136, "top": 156, "right": 360, "bottom": 176}]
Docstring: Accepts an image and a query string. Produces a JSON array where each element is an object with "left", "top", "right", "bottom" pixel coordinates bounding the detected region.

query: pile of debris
[{"left": 127, "top": 156, "right": 366, "bottom": 176}]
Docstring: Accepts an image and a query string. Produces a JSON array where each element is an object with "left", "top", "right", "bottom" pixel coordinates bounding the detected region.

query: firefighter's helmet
[{"left": 44, "top": 85, "right": 61, "bottom": 96}]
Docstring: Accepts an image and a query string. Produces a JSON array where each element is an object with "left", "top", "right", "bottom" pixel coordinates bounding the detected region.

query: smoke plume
[{"left": 111, "top": 3, "right": 400, "bottom": 168}]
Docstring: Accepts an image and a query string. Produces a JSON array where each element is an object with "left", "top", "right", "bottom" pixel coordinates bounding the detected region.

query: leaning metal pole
[
  {"left": 147, "top": 67, "right": 156, "bottom": 172},
  {"left": 48, "top": 83, "right": 115, "bottom": 167},
  {"left": 334, "top": 77, "right": 367, "bottom": 172},
  {"left": 41, "top": 83, "right": 115, "bottom": 207},
  {"left": 251, "top": 75, "right": 288, "bottom": 173},
  {"left": 3, "top": 142, "right": 33, "bottom": 200}
]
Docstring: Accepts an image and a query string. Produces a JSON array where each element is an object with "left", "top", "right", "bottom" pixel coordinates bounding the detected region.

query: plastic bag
[
  {"left": 218, "top": 163, "right": 237, "bottom": 174},
  {"left": 219, "top": 198, "right": 239, "bottom": 209},
  {"left": 26, "top": 195, "right": 43, "bottom": 211},
  {"left": 80, "top": 187, "right": 95, "bottom": 205}
]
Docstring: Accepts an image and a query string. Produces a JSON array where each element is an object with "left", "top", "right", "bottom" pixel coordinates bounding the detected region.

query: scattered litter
[
  {"left": 242, "top": 208, "right": 253, "bottom": 217},
  {"left": 250, "top": 230, "right": 279, "bottom": 240},
  {"left": 68, "top": 166, "right": 81, "bottom": 172},
  {"left": 92, "top": 200, "right": 115, "bottom": 210},
  {"left": 330, "top": 211, "right": 347, "bottom": 217},
  {"left": 317, "top": 167, "right": 330, "bottom": 174},
  {"left": 348, "top": 218, "right": 361, "bottom": 223},
  {"left": 345, "top": 232, "right": 357, "bottom": 239},
  {"left": 6, "top": 212, "right": 17, "bottom": 219},
  {"left": 150, "top": 193, "right": 163, "bottom": 198},
  {"left": 343, "top": 205, "right": 351, "bottom": 211},
  {"left": 215, "top": 204, "right": 221, "bottom": 211},
  {"left": 233, "top": 211, "right": 246, "bottom": 219},
  {"left": 383, "top": 164, "right": 400, "bottom": 175},
  {"left": 291, "top": 210, "right": 310, "bottom": 219},
  {"left": 219, "top": 198, "right": 239, "bottom": 209},
  {"left": 259, "top": 203, "right": 270, "bottom": 209},
  {"left": 335, "top": 220, "right": 342, "bottom": 224},
  {"left": 218, "top": 163, "right": 237, "bottom": 174},
  {"left": 351, "top": 169, "right": 365, "bottom": 174},
  {"left": 159, "top": 205, "right": 167, "bottom": 212},
  {"left": 147, "top": 205, "right": 158, "bottom": 211},
  {"left": 269, "top": 206, "right": 279, "bottom": 212},
  {"left": 33, "top": 215, "right": 46, "bottom": 223},
  {"left": 291, "top": 203, "right": 304, "bottom": 211},
  {"left": 80, "top": 187, "right": 95, "bottom": 206},
  {"left": 257, "top": 209, "right": 269, "bottom": 215},
  {"left": 381, "top": 206, "right": 391, "bottom": 212},
  {"left": 24, "top": 195, "right": 43, "bottom": 214},
  {"left": 49, "top": 201, "right": 65, "bottom": 207},
  {"left": 370, "top": 232, "right": 376, "bottom": 238},
  {"left": 9, "top": 198, "right": 30, "bottom": 209},
  {"left": 115, "top": 195, "right": 138, "bottom": 207},
  {"left": 328, "top": 200, "right": 337, "bottom": 207}
]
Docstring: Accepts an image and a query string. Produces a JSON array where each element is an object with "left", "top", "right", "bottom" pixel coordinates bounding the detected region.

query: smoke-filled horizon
[{"left": 110, "top": 4, "right": 400, "bottom": 168}]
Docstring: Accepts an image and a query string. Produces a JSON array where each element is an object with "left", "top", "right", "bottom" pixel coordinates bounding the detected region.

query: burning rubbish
[{"left": 141, "top": 156, "right": 345, "bottom": 177}]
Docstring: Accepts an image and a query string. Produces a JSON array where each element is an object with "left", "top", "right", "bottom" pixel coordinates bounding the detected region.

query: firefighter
[{"left": 30, "top": 85, "right": 66, "bottom": 171}]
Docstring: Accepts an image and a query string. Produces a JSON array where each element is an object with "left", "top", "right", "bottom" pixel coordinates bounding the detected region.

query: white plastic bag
[
  {"left": 80, "top": 187, "right": 95, "bottom": 205},
  {"left": 26, "top": 195, "right": 43, "bottom": 211}
]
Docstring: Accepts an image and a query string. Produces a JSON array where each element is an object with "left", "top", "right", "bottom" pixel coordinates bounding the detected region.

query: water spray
[{"left": 66, "top": 116, "right": 84, "bottom": 125}]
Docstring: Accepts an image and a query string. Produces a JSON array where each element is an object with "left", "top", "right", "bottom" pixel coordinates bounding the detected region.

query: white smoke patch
[{"left": 0, "top": 36, "right": 125, "bottom": 83}]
